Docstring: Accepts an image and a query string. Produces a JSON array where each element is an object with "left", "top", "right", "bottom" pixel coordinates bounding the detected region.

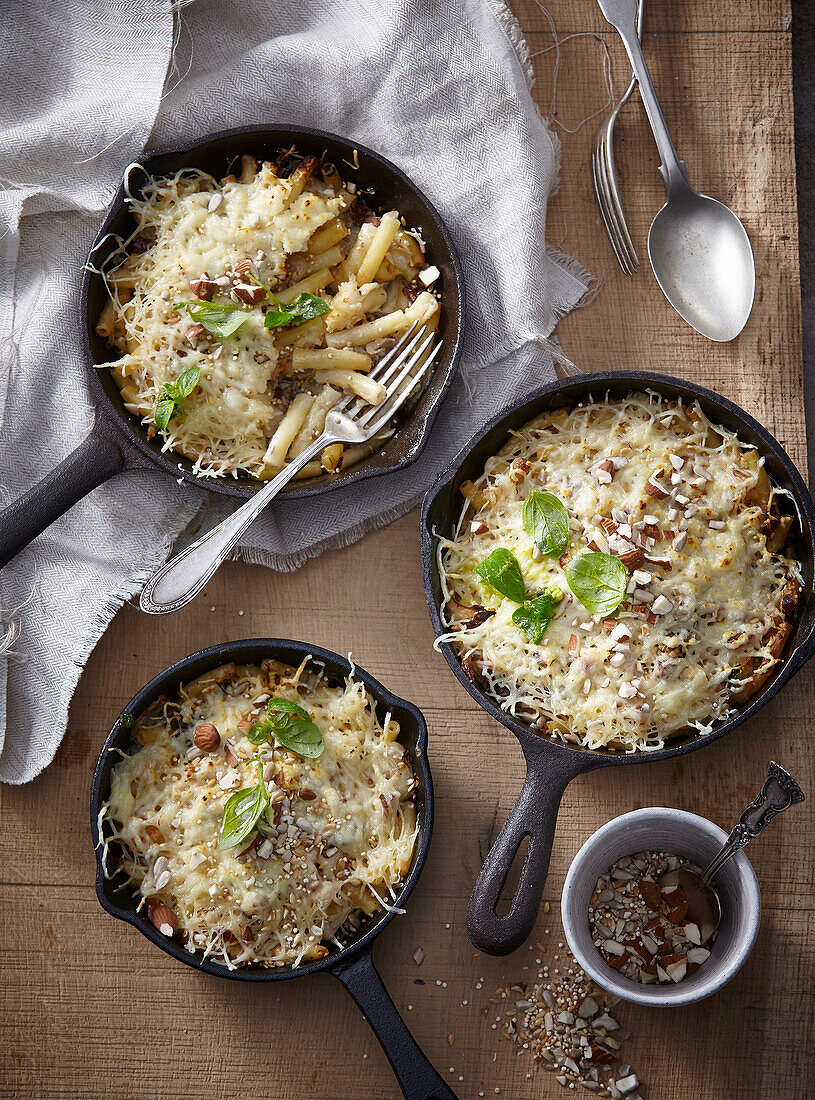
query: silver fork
[
  {"left": 591, "top": 0, "right": 644, "bottom": 274},
  {"left": 140, "top": 324, "right": 442, "bottom": 614}
]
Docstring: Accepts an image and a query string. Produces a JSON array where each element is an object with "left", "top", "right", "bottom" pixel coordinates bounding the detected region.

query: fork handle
[
  {"left": 139, "top": 432, "right": 333, "bottom": 615},
  {"left": 596, "top": 0, "right": 688, "bottom": 194}
]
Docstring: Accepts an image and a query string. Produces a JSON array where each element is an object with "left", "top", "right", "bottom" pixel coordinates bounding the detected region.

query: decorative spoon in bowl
[{"left": 659, "top": 762, "right": 804, "bottom": 945}]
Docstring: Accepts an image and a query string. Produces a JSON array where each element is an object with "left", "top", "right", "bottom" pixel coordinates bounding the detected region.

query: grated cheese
[
  {"left": 103, "top": 658, "right": 418, "bottom": 969},
  {"left": 436, "top": 393, "right": 801, "bottom": 753},
  {"left": 96, "top": 154, "right": 439, "bottom": 480}
]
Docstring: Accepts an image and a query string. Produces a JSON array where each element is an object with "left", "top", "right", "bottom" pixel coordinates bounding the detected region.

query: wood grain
[{"left": 1, "top": 2, "right": 810, "bottom": 1098}]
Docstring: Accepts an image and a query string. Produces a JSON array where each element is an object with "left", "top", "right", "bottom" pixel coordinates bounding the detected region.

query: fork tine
[
  {"left": 329, "top": 323, "right": 423, "bottom": 415},
  {"left": 342, "top": 327, "right": 433, "bottom": 421},
  {"left": 594, "top": 135, "right": 637, "bottom": 274},
  {"left": 355, "top": 331, "right": 436, "bottom": 427},
  {"left": 362, "top": 343, "right": 443, "bottom": 437},
  {"left": 371, "top": 326, "right": 430, "bottom": 389},
  {"left": 367, "top": 322, "right": 421, "bottom": 382},
  {"left": 593, "top": 144, "right": 630, "bottom": 270},
  {"left": 597, "top": 176, "right": 633, "bottom": 273},
  {"left": 601, "top": 134, "right": 639, "bottom": 270}
]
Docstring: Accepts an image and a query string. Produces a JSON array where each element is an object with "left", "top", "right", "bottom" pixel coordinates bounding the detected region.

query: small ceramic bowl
[{"left": 561, "top": 808, "right": 760, "bottom": 1006}]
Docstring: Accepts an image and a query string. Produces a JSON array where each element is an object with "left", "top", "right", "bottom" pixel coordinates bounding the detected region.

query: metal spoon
[
  {"left": 659, "top": 762, "right": 804, "bottom": 945},
  {"left": 595, "top": 0, "right": 756, "bottom": 341}
]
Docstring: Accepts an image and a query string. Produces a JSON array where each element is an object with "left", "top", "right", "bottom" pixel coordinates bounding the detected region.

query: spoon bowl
[{"left": 648, "top": 187, "right": 755, "bottom": 341}]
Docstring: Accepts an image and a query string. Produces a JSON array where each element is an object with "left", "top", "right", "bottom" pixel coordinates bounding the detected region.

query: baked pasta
[
  {"left": 102, "top": 658, "right": 418, "bottom": 969},
  {"left": 436, "top": 392, "right": 802, "bottom": 752},
  {"left": 96, "top": 150, "right": 440, "bottom": 480}
]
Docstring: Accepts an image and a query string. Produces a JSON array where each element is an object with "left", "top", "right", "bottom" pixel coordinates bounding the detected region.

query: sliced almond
[
  {"left": 619, "top": 548, "right": 645, "bottom": 571},
  {"left": 233, "top": 283, "right": 265, "bottom": 306},
  {"left": 189, "top": 278, "right": 217, "bottom": 300}
]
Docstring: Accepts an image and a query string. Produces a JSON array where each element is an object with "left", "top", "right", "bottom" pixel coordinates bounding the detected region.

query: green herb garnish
[
  {"left": 474, "top": 548, "right": 526, "bottom": 604},
  {"left": 247, "top": 272, "right": 272, "bottom": 295},
  {"left": 218, "top": 756, "right": 270, "bottom": 850},
  {"left": 249, "top": 274, "right": 329, "bottom": 327},
  {"left": 153, "top": 365, "right": 201, "bottom": 431},
  {"left": 523, "top": 491, "right": 570, "bottom": 557},
  {"left": 245, "top": 696, "right": 325, "bottom": 759},
  {"left": 174, "top": 299, "right": 251, "bottom": 339},
  {"left": 118, "top": 712, "right": 134, "bottom": 729},
  {"left": 512, "top": 587, "right": 563, "bottom": 644},
  {"left": 564, "top": 552, "right": 627, "bottom": 616},
  {"left": 263, "top": 292, "right": 330, "bottom": 330}
]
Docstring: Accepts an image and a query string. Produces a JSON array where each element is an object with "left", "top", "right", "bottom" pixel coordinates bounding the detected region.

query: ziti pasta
[
  {"left": 102, "top": 658, "right": 419, "bottom": 969},
  {"left": 96, "top": 151, "right": 441, "bottom": 480},
  {"left": 436, "top": 392, "right": 801, "bottom": 753}
]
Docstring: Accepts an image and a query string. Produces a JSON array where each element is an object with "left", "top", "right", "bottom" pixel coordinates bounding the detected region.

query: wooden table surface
[{"left": 2, "top": 1, "right": 811, "bottom": 1097}]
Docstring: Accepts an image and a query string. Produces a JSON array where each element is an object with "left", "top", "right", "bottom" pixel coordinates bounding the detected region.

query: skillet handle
[
  {"left": 0, "top": 425, "right": 125, "bottom": 568},
  {"left": 466, "top": 739, "right": 601, "bottom": 956},
  {"left": 333, "top": 949, "right": 458, "bottom": 1100}
]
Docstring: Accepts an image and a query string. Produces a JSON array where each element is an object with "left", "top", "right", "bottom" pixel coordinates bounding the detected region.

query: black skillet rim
[
  {"left": 90, "top": 638, "right": 433, "bottom": 981},
  {"left": 80, "top": 123, "right": 465, "bottom": 500},
  {"left": 421, "top": 369, "right": 815, "bottom": 766}
]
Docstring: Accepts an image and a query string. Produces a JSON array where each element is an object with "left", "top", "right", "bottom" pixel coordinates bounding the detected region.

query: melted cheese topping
[
  {"left": 103, "top": 659, "right": 418, "bottom": 969},
  {"left": 436, "top": 393, "right": 801, "bottom": 752},
  {"left": 96, "top": 156, "right": 439, "bottom": 479}
]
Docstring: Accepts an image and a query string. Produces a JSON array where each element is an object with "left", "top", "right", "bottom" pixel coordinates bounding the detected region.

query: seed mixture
[
  {"left": 589, "top": 851, "right": 713, "bottom": 984},
  {"left": 490, "top": 944, "right": 645, "bottom": 1097}
]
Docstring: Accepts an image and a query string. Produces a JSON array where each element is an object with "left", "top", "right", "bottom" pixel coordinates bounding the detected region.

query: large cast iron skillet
[
  {"left": 0, "top": 125, "right": 463, "bottom": 569},
  {"left": 422, "top": 371, "right": 815, "bottom": 956},
  {"left": 91, "top": 638, "right": 456, "bottom": 1100}
]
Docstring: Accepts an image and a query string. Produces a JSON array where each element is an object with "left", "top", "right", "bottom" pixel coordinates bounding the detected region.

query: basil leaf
[
  {"left": 218, "top": 760, "right": 269, "bottom": 850},
  {"left": 263, "top": 308, "right": 297, "bottom": 328},
  {"left": 246, "top": 720, "right": 273, "bottom": 745},
  {"left": 523, "top": 491, "right": 570, "bottom": 557},
  {"left": 153, "top": 391, "right": 177, "bottom": 431},
  {"left": 263, "top": 292, "right": 330, "bottom": 329},
  {"left": 153, "top": 366, "right": 201, "bottom": 431},
  {"left": 287, "top": 292, "right": 331, "bottom": 321},
  {"left": 564, "top": 552, "right": 627, "bottom": 616},
  {"left": 475, "top": 548, "right": 526, "bottom": 604},
  {"left": 265, "top": 697, "right": 324, "bottom": 758},
  {"left": 175, "top": 366, "right": 201, "bottom": 398},
  {"left": 267, "top": 698, "right": 311, "bottom": 720},
  {"left": 512, "top": 588, "right": 563, "bottom": 644},
  {"left": 175, "top": 300, "right": 250, "bottom": 339}
]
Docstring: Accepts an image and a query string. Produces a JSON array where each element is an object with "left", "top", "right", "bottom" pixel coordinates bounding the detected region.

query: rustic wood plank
[
  {"left": 518, "top": 0, "right": 792, "bottom": 36},
  {"left": 1, "top": 2, "right": 809, "bottom": 1098}
]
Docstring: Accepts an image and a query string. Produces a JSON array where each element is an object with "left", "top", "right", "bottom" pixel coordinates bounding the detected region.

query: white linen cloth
[{"left": 0, "top": 0, "right": 589, "bottom": 783}]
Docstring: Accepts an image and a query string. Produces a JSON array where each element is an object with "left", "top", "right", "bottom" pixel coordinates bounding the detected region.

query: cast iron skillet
[
  {"left": 0, "top": 125, "right": 463, "bottom": 569},
  {"left": 90, "top": 638, "right": 456, "bottom": 1100},
  {"left": 421, "top": 370, "right": 815, "bottom": 956}
]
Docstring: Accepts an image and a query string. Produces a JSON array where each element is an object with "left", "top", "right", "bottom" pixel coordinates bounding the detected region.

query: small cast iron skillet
[
  {"left": 90, "top": 638, "right": 457, "bottom": 1100},
  {"left": 0, "top": 125, "right": 463, "bottom": 569},
  {"left": 421, "top": 370, "right": 815, "bottom": 957}
]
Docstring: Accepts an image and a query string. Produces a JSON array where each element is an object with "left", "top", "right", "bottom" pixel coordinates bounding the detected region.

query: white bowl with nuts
[{"left": 561, "top": 808, "right": 760, "bottom": 1006}]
